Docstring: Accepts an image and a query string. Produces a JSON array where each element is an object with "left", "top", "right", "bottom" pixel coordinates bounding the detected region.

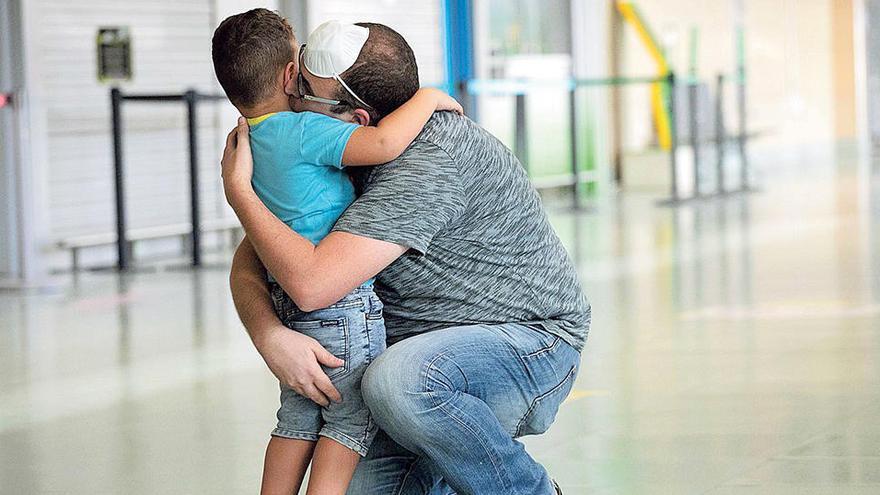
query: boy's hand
[
  {"left": 221, "top": 117, "right": 255, "bottom": 204},
  {"left": 434, "top": 90, "right": 464, "bottom": 115}
]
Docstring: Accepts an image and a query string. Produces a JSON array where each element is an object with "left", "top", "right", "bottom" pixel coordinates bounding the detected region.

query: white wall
[
  {"left": 21, "top": 0, "right": 444, "bottom": 270},
  {"left": 25, "top": 0, "right": 278, "bottom": 269},
  {"left": 37, "top": 1, "right": 224, "bottom": 241}
]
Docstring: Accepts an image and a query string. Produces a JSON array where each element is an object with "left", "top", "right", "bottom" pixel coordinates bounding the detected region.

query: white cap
[{"left": 303, "top": 21, "right": 369, "bottom": 78}]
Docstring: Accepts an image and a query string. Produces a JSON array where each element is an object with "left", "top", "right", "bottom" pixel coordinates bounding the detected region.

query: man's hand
[
  {"left": 257, "top": 324, "right": 345, "bottom": 407},
  {"left": 221, "top": 116, "right": 255, "bottom": 205}
]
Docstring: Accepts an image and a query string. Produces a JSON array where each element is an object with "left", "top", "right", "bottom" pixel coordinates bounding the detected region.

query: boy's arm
[{"left": 341, "top": 87, "right": 462, "bottom": 166}]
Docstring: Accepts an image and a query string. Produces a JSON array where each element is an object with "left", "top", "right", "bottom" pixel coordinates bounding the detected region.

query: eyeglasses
[{"left": 295, "top": 44, "right": 373, "bottom": 110}]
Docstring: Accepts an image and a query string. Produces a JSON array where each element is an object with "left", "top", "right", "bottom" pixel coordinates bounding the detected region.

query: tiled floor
[{"left": 1, "top": 158, "right": 878, "bottom": 494}]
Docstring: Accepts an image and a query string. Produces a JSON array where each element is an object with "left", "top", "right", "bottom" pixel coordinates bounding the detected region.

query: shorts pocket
[
  {"left": 286, "top": 318, "right": 350, "bottom": 380},
  {"left": 514, "top": 364, "right": 578, "bottom": 437}
]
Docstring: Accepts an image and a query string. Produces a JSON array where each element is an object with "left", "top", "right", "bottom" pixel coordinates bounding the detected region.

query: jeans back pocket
[{"left": 286, "top": 318, "right": 350, "bottom": 380}]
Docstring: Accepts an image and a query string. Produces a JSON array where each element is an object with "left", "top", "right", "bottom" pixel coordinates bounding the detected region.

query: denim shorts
[{"left": 269, "top": 282, "right": 387, "bottom": 456}]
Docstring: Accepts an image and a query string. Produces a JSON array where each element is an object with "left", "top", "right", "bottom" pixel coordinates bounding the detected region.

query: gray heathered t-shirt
[{"left": 332, "top": 112, "right": 591, "bottom": 351}]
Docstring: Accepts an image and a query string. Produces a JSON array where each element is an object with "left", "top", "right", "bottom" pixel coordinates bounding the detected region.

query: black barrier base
[
  {"left": 655, "top": 185, "right": 758, "bottom": 207},
  {"left": 162, "top": 263, "right": 232, "bottom": 273},
  {"left": 86, "top": 264, "right": 159, "bottom": 274}
]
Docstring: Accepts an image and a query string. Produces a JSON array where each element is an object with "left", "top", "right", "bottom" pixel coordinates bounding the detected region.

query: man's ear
[
  {"left": 351, "top": 108, "right": 372, "bottom": 126},
  {"left": 282, "top": 61, "right": 297, "bottom": 96}
]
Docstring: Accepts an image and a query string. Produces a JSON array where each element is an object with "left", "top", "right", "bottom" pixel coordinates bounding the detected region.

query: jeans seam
[
  {"left": 436, "top": 397, "right": 513, "bottom": 493},
  {"left": 514, "top": 364, "right": 577, "bottom": 437},
  {"left": 522, "top": 335, "right": 560, "bottom": 360},
  {"left": 323, "top": 318, "right": 349, "bottom": 380},
  {"left": 423, "top": 353, "right": 512, "bottom": 493},
  {"left": 363, "top": 313, "right": 373, "bottom": 366},
  {"left": 319, "top": 427, "right": 369, "bottom": 457},
  {"left": 271, "top": 428, "right": 319, "bottom": 441},
  {"left": 360, "top": 414, "right": 370, "bottom": 446},
  {"left": 394, "top": 457, "right": 420, "bottom": 495}
]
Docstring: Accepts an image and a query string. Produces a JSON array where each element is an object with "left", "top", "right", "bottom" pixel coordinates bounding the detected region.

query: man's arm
[
  {"left": 222, "top": 118, "right": 408, "bottom": 311},
  {"left": 230, "top": 236, "right": 346, "bottom": 407},
  {"left": 228, "top": 235, "right": 278, "bottom": 345}
]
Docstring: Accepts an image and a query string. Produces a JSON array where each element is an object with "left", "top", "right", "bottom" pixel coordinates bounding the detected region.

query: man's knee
[
  {"left": 362, "top": 338, "right": 451, "bottom": 433},
  {"left": 361, "top": 353, "right": 398, "bottom": 418}
]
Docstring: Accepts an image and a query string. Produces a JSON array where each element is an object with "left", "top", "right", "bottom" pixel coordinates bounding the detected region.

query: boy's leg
[
  {"left": 358, "top": 324, "right": 581, "bottom": 495},
  {"left": 261, "top": 437, "right": 315, "bottom": 495},
  {"left": 305, "top": 437, "right": 361, "bottom": 495}
]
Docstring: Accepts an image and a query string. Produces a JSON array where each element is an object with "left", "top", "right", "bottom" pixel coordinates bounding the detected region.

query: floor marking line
[{"left": 563, "top": 388, "right": 610, "bottom": 405}]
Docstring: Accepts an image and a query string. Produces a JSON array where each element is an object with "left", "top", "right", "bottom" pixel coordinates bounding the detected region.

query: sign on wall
[{"left": 97, "top": 27, "right": 132, "bottom": 82}]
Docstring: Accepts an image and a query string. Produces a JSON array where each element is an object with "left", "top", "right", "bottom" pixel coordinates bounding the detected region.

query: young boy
[{"left": 211, "top": 10, "right": 462, "bottom": 495}]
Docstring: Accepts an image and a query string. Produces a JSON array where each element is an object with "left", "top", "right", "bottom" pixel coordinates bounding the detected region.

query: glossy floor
[{"left": 1, "top": 159, "right": 878, "bottom": 494}]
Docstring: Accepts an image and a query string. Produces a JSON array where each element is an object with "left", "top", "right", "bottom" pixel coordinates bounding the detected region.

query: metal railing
[
  {"left": 465, "top": 74, "right": 675, "bottom": 209},
  {"left": 463, "top": 71, "right": 751, "bottom": 207},
  {"left": 110, "top": 88, "right": 226, "bottom": 271}
]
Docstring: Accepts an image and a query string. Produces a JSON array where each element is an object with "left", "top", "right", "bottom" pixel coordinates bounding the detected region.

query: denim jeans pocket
[
  {"left": 514, "top": 363, "right": 578, "bottom": 437},
  {"left": 286, "top": 318, "right": 350, "bottom": 380}
]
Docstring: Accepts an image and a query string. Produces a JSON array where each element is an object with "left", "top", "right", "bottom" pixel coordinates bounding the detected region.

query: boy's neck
[{"left": 241, "top": 95, "right": 290, "bottom": 119}]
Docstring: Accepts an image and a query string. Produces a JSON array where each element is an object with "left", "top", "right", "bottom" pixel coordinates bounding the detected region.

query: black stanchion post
[
  {"left": 111, "top": 87, "right": 129, "bottom": 271},
  {"left": 715, "top": 74, "right": 726, "bottom": 194},
  {"left": 568, "top": 85, "right": 579, "bottom": 210},
  {"left": 688, "top": 78, "right": 701, "bottom": 198},
  {"left": 185, "top": 89, "right": 201, "bottom": 267},
  {"left": 514, "top": 92, "right": 528, "bottom": 173},
  {"left": 737, "top": 68, "right": 748, "bottom": 190},
  {"left": 667, "top": 72, "right": 679, "bottom": 202}
]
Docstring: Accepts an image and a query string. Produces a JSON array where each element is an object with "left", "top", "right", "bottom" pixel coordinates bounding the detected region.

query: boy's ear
[
  {"left": 351, "top": 108, "right": 371, "bottom": 126},
  {"left": 282, "top": 61, "right": 297, "bottom": 96}
]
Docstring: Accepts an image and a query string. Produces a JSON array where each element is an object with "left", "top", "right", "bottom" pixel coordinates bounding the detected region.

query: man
[{"left": 221, "top": 21, "right": 591, "bottom": 495}]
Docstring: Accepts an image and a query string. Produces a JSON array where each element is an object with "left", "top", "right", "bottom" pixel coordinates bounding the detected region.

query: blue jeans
[
  {"left": 345, "top": 323, "right": 581, "bottom": 495},
  {"left": 269, "top": 282, "right": 386, "bottom": 455}
]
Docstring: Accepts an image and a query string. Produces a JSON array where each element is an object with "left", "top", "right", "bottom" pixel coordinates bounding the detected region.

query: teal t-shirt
[{"left": 248, "top": 111, "right": 359, "bottom": 245}]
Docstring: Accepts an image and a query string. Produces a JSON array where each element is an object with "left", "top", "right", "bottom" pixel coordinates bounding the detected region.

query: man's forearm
[
  {"left": 225, "top": 184, "right": 406, "bottom": 312},
  {"left": 220, "top": 118, "right": 402, "bottom": 314},
  {"left": 229, "top": 236, "right": 283, "bottom": 348}
]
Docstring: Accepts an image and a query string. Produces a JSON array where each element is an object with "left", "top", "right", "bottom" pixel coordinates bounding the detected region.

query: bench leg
[{"left": 71, "top": 248, "right": 79, "bottom": 272}]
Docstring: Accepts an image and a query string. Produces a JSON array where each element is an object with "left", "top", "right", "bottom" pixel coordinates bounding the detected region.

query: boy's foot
[{"left": 552, "top": 479, "right": 563, "bottom": 494}]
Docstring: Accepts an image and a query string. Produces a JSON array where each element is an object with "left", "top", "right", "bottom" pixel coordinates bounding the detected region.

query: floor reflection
[{"left": 1, "top": 160, "right": 879, "bottom": 494}]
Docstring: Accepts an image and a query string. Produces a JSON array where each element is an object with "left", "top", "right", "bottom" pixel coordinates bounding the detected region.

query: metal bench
[{"left": 57, "top": 217, "right": 242, "bottom": 271}]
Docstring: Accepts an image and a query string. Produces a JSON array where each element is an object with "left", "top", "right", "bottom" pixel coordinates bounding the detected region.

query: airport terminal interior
[{"left": 1, "top": 0, "right": 878, "bottom": 494}]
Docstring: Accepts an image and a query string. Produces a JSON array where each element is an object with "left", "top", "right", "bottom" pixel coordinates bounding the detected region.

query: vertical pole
[
  {"left": 689, "top": 79, "right": 701, "bottom": 198},
  {"left": 111, "top": 87, "right": 128, "bottom": 271},
  {"left": 610, "top": 2, "right": 624, "bottom": 185},
  {"left": 733, "top": 0, "right": 748, "bottom": 191},
  {"left": 185, "top": 90, "right": 201, "bottom": 267},
  {"left": 569, "top": 85, "right": 579, "bottom": 209},
  {"left": 514, "top": 92, "right": 529, "bottom": 173},
  {"left": 667, "top": 72, "right": 679, "bottom": 201},
  {"left": 444, "top": 0, "right": 476, "bottom": 117},
  {"left": 715, "top": 73, "right": 726, "bottom": 194},
  {"left": 737, "top": 60, "right": 748, "bottom": 190}
]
